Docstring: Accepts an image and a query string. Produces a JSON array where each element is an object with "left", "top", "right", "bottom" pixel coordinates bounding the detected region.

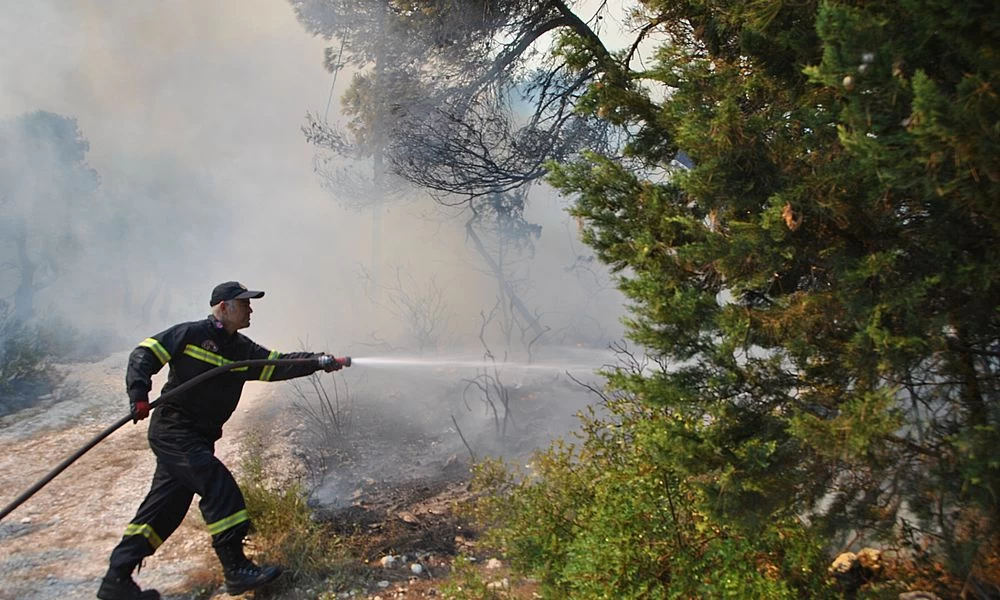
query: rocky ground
[{"left": 0, "top": 352, "right": 597, "bottom": 599}]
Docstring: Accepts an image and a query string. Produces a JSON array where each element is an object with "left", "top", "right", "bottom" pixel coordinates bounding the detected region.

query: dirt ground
[
  {"left": 0, "top": 351, "right": 598, "bottom": 599},
  {"left": 0, "top": 353, "right": 272, "bottom": 599}
]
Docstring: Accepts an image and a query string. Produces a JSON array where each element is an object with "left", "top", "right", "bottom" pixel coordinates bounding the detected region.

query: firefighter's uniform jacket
[{"left": 108, "top": 315, "right": 322, "bottom": 573}]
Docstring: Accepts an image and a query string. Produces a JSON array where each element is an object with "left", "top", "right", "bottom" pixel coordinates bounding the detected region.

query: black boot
[
  {"left": 214, "top": 542, "right": 282, "bottom": 595},
  {"left": 96, "top": 570, "right": 160, "bottom": 600}
]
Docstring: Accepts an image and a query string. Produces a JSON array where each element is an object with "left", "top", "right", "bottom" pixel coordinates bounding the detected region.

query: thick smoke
[{"left": 0, "top": 0, "right": 624, "bottom": 365}]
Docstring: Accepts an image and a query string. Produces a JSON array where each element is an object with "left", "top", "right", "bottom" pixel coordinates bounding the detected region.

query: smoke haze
[{"left": 0, "top": 0, "right": 625, "bottom": 361}]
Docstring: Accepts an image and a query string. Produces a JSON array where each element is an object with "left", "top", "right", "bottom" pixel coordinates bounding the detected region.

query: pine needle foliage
[{"left": 473, "top": 0, "right": 999, "bottom": 596}]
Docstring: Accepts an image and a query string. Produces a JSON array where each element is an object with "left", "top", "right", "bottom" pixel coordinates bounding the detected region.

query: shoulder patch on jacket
[{"left": 201, "top": 339, "right": 219, "bottom": 353}]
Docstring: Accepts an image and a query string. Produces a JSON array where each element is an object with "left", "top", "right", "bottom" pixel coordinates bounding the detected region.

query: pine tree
[{"left": 477, "top": 0, "right": 999, "bottom": 595}]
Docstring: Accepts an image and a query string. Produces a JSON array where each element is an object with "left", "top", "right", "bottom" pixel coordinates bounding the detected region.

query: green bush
[
  {"left": 438, "top": 555, "right": 508, "bottom": 600},
  {"left": 0, "top": 314, "right": 49, "bottom": 390},
  {"left": 0, "top": 310, "right": 117, "bottom": 415},
  {"left": 0, "top": 312, "right": 63, "bottom": 417},
  {"left": 470, "top": 400, "right": 834, "bottom": 599}
]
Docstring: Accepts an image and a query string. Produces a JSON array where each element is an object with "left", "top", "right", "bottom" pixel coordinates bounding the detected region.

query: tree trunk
[
  {"left": 369, "top": 0, "right": 389, "bottom": 311},
  {"left": 465, "top": 221, "right": 545, "bottom": 340}
]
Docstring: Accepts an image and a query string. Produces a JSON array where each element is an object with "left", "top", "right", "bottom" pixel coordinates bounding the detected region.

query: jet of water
[{"left": 349, "top": 356, "right": 598, "bottom": 372}]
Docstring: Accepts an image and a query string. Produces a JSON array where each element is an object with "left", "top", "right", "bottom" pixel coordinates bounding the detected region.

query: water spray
[{"left": 348, "top": 356, "right": 596, "bottom": 372}]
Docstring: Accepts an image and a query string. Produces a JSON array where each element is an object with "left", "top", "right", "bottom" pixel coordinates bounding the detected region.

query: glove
[
  {"left": 318, "top": 354, "right": 343, "bottom": 372},
  {"left": 131, "top": 396, "right": 151, "bottom": 423}
]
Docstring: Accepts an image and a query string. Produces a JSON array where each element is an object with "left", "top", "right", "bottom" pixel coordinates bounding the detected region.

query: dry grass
[{"left": 177, "top": 563, "right": 223, "bottom": 599}]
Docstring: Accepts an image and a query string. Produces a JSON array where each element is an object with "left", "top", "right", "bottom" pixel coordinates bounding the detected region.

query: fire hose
[{"left": 0, "top": 355, "right": 351, "bottom": 523}]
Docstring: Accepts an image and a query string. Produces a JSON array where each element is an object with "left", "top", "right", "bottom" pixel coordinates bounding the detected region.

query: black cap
[{"left": 210, "top": 281, "right": 265, "bottom": 306}]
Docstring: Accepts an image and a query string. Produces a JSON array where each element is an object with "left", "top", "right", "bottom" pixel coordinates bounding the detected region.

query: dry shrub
[
  {"left": 177, "top": 563, "right": 222, "bottom": 599},
  {"left": 235, "top": 430, "right": 347, "bottom": 588}
]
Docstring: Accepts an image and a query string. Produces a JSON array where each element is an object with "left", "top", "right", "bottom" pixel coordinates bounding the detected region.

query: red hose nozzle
[{"left": 318, "top": 355, "right": 351, "bottom": 370}]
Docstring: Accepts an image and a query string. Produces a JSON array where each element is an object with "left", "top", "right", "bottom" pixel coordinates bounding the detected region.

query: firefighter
[{"left": 97, "top": 281, "right": 343, "bottom": 600}]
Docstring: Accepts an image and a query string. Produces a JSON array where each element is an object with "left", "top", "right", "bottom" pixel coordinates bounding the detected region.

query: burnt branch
[
  {"left": 451, "top": 414, "right": 476, "bottom": 462},
  {"left": 359, "top": 264, "right": 449, "bottom": 352}
]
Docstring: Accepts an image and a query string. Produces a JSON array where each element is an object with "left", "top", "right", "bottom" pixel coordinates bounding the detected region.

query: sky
[{"left": 0, "top": 0, "right": 626, "bottom": 359}]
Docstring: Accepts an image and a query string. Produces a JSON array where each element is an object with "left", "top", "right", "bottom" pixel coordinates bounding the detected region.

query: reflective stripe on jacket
[{"left": 126, "top": 316, "right": 319, "bottom": 441}]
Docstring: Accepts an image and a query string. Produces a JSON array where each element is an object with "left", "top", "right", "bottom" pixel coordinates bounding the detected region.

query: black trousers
[{"left": 108, "top": 433, "right": 250, "bottom": 574}]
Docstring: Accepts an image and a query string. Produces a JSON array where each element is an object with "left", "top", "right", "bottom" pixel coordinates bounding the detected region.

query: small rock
[
  {"left": 486, "top": 578, "right": 510, "bottom": 590},
  {"left": 899, "top": 593, "right": 941, "bottom": 600},
  {"left": 397, "top": 511, "right": 420, "bottom": 525},
  {"left": 380, "top": 555, "right": 399, "bottom": 568},
  {"left": 377, "top": 580, "right": 390, "bottom": 588},
  {"left": 410, "top": 563, "right": 424, "bottom": 575},
  {"left": 485, "top": 558, "right": 503, "bottom": 569},
  {"left": 20, "top": 517, "right": 31, "bottom": 524}
]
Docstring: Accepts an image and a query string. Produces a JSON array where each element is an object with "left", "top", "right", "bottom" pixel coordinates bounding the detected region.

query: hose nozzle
[{"left": 318, "top": 355, "right": 352, "bottom": 370}]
